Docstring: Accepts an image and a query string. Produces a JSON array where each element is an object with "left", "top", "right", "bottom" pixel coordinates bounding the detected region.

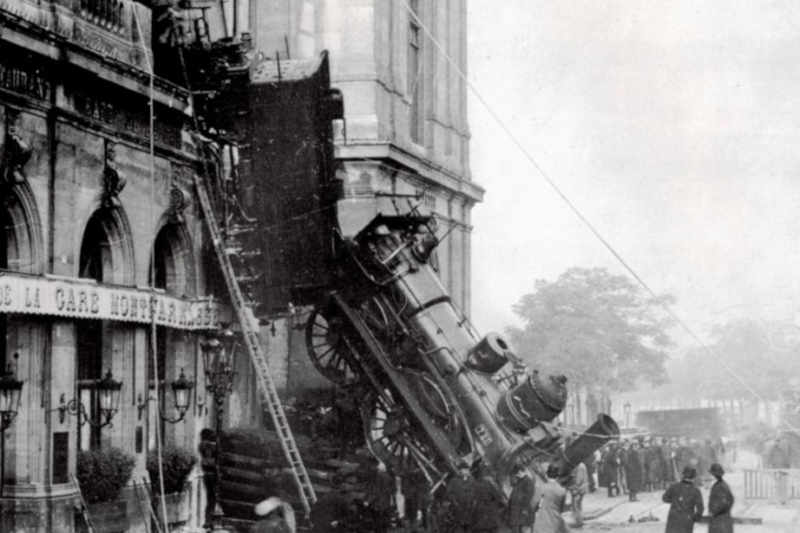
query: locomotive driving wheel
[
  {"left": 361, "top": 387, "right": 443, "bottom": 479},
  {"left": 406, "top": 371, "right": 474, "bottom": 456},
  {"left": 305, "top": 306, "right": 362, "bottom": 386}
]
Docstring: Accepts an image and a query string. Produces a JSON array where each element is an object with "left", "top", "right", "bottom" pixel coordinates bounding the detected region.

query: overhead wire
[
  {"left": 399, "top": 0, "right": 800, "bottom": 434},
  {"left": 131, "top": 6, "right": 170, "bottom": 532}
]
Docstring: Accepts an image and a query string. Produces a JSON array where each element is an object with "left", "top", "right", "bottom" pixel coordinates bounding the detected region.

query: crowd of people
[
  {"left": 439, "top": 460, "right": 572, "bottom": 533},
  {"left": 258, "top": 447, "right": 737, "bottom": 533},
  {"left": 591, "top": 435, "right": 727, "bottom": 500}
]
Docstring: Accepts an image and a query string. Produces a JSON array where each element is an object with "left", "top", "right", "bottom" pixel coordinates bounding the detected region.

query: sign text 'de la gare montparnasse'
[{"left": 0, "top": 274, "right": 220, "bottom": 330}]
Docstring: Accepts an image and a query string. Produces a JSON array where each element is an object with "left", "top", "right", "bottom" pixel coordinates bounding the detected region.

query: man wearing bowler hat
[
  {"left": 443, "top": 460, "right": 479, "bottom": 533},
  {"left": 708, "top": 463, "right": 734, "bottom": 533},
  {"left": 662, "top": 466, "right": 704, "bottom": 533},
  {"left": 507, "top": 465, "right": 537, "bottom": 533}
]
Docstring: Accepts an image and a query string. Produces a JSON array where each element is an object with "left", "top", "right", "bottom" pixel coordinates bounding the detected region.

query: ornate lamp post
[
  {"left": 0, "top": 357, "right": 23, "bottom": 496},
  {"left": 201, "top": 328, "right": 237, "bottom": 531},
  {"left": 624, "top": 402, "right": 631, "bottom": 428}
]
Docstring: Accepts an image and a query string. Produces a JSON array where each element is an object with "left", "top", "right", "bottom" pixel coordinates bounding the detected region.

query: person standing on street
[
  {"left": 616, "top": 442, "right": 629, "bottom": 496},
  {"left": 365, "top": 460, "right": 396, "bottom": 533},
  {"left": 442, "top": 461, "right": 478, "bottom": 533},
  {"left": 624, "top": 441, "right": 643, "bottom": 502},
  {"left": 583, "top": 454, "right": 596, "bottom": 494},
  {"left": 708, "top": 463, "right": 734, "bottom": 533},
  {"left": 639, "top": 438, "right": 651, "bottom": 492},
  {"left": 533, "top": 465, "right": 569, "bottom": 533},
  {"left": 568, "top": 461, "right": 589, "bottom": 528},
  {"left": 662, "top": 466, "right": 704, "bottom": 533},
  {"left": 401, "top": 468, "right": 429, "bottom": 532},
  {"left": 472, "top": 463, "right": 507, "bottom": 533},
  {"left": 600, "top": 444, "right": 619, "bottom": 497},
  {"left": 507, "top": 465, "right": 537, "bottom": 533}
]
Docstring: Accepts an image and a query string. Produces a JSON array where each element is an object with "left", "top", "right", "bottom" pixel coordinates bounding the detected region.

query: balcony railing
[
  {"left": 1, "top": 0, "right": 152, "bottom": 70},
  {"left": 79, "top": 0, "right": 125, "bottom": 33}
]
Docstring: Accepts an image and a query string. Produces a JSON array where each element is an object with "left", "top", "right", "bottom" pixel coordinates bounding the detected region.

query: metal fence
[{"left": 743, "top": 469, "right": 800, "bottom": 500}]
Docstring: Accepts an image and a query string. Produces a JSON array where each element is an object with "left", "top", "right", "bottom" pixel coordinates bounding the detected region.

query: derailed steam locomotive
[{"left": 306, "top": 213, "right": 620, "bottom": 488}]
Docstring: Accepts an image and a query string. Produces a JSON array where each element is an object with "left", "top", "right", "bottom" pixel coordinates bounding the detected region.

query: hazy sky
[{"left": 467, "top": 0, "right": 800, "bottom": 343}]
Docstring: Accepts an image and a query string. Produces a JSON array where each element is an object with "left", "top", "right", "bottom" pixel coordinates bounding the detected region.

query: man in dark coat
[
  {"left": 401, "top": 468, "right": 430, "bottom": 532},
  {"left": 624, "top": 441, "right": 643, "bottom": 502},
  {"left": 661, "top": 438, "right": 677, "bottom": 487},
  {"left": 617, "top": 443, "right": 629, "bottom": 496},
  {"left": 472, "top": 465, "right": 507, "bottom": 533},
  {"left": 507, "top": 466, "right": 537, "bottom": 533},
  {"left": 708, "top": 463, "right": 733, "bottom": 533},
  {"left": 662, "top": 466, "right": 704, "bottom": 533},
  {"left": 601, "top": 444, "right": 620, "bottom": 497},
  {"left": 638, "top": 439, "right": 650, "bottom": 492},
  {"left": 647, "top": 441, "right": 665, "bottom": 491},
  {"left": 443, "top": 461, "right": 479, "bottom": 533},
  {"left": 365, "top": 461, "right": 395, "bottom": 533}
]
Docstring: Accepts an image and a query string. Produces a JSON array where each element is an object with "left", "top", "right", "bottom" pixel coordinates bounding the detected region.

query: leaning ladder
[{"left": 193, "top": 172, "right": 317, "bottom": 516}]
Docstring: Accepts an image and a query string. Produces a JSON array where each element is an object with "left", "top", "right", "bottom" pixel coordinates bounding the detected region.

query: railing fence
[{"left": 743, "top": 468, "right": 800, "bottom": 500}]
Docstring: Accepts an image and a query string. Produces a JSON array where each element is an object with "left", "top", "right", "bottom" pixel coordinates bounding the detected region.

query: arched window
[
  {"left": 0, "top": 185, "right": 45, "bottom": 486},
  {"left": 76, "top": 209, "right": 131, "bottom": 450},
  {"left": 1, "top": 186, "right": 41, "bottom": 373},
  {"left": 148, "top": 223, "right": 195, "bottom": 448}
]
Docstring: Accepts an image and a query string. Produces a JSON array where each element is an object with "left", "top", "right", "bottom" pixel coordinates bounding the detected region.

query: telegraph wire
[
  {"left": 399, "top": 0, "right": 797, "bottom": 432},
  {"left": 131, "top": 7, "right": 171, "bottom": 532}
]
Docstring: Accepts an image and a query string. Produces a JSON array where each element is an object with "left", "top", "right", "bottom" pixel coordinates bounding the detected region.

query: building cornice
[{"left": 336, "top": 141, "right": 485, "bottom": 204}]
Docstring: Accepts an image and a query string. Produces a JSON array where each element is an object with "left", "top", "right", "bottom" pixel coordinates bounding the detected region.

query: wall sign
[
  {"left": 0, "top": 273, "right": 222, "bottom": 330},
  {"left": 52, "top": 432, "right": 69, "bottom": 484}
]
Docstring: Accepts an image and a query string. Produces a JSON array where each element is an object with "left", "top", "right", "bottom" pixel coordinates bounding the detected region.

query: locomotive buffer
[{"left": 193, "top": 171, "right": 317, "bottom": 516}]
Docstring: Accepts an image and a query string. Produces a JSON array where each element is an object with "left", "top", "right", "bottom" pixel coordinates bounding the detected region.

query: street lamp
[
  {"left": 200, "top": 327, "right": 238, "bottom": 531},
  {"left": 137, "top": 368, "right": 195, "bottom": 424},
  {"left": 624, "top": 402, "right": 631, "bottom": 428},
  {"left": 0, "top": 354, "right": 23, "bottom": 496},
  {"left": 59, "top": 369, "right": 123, "bottom": 428}
]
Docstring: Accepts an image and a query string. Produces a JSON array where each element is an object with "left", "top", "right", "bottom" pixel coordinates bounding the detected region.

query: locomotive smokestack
[{"left": 554, "top": 414, "right": 620, "bottom": 478}]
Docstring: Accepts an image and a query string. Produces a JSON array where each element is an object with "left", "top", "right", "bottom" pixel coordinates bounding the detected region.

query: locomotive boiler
[{"left": 306, "top": 213, "right": 619, "bottom": 487}]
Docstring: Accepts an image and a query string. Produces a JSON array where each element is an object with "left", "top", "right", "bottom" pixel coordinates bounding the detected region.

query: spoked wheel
[
  {"left": 361, "top": 388, "right": 443, "bottom": 479},
  {"left": 357, "top": 296, "right": 394, "bottom": 341},
  {"left": 305, "top": 306, "right": 362, "bottom": 386},
  {"left": 406, "top": 371, "right": 474, "bottom": 456},
  {"left": 357, "top": 295, "right": 417, "bottom": 365}
]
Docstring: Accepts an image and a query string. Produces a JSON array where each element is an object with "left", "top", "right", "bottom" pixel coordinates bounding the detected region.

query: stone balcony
[{"left": 0, "top": 0, "right": 153, "bottom": 71}]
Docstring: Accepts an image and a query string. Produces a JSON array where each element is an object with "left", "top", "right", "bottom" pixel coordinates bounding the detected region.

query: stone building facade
[
  {"left": 0, "top": 1, "right": 216, "bottom": 530},
  {"left": 212, "top": 0, "right": 483, "bottom": 314}
]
